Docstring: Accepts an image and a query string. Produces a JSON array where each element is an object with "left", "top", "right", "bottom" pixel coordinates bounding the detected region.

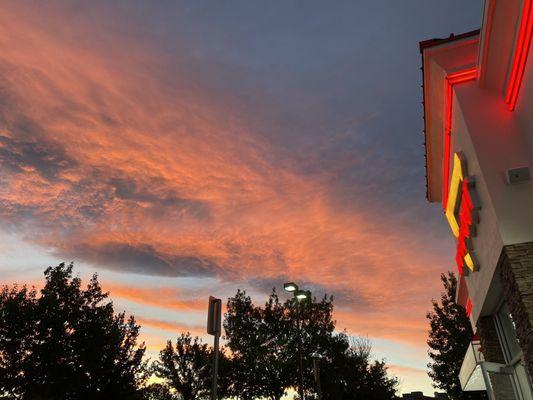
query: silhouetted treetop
[{"left": 0, "top": 262, "right": 147, "bottom": 400}]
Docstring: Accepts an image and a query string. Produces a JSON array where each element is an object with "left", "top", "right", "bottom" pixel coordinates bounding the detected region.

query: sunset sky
[{"left": 0, "top": 0, "right": 482, "bottom": 395}]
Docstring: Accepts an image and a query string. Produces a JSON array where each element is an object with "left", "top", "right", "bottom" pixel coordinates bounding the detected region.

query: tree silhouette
[
  {"left": 0, "top": 262, "right": 147, "bottom": 400},
  {"left": 298, "top": 304, "right": 398, "bottom": 400},
  {"left": 426, "top": 272, "right": 487, "bottom": 400},
  {"left": 224, "top": 288, "right": 399, "bottom": 399},
  {"left": 224, "top": 289, "right": 292, "bottom": 400},
  {"left": 153, "top": 332, "right": 232, "bottom": 400},
  {"left": 142, "top": 383, "right": 178, "bottom": 400}
]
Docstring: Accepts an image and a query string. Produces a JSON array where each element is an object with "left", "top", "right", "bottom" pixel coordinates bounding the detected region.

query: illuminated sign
[{"left": 445, "top": 152, "right": 481, "bottom": 276}]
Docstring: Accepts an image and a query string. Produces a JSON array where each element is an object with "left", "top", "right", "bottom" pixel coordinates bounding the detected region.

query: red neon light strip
[
  {"left": 505, "top": 0, "right": 533, "bottom": 111},
  {"left": 442, "top": 67, "right": 477, "bottom": 209},
  {"left": 466, "top": 298, "right": 473, "bottom": 317}
]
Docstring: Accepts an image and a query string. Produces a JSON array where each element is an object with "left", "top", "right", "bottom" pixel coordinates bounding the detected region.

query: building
[
  {"left": 419, "top": 1, "right": 533, "bottom": 399},
  {"left": 403, "top": 391, "right": 447, "bottom": 400}
]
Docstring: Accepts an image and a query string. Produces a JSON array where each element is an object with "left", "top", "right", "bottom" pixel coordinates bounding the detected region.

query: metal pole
[
  {"left": 313, "top": 358, "right": 322, "bottom": 400},
  {"left": 296, "top": 298, "right": 305, "bottom": 400},
  {"left": 211, "top": 333, "right": 220, "bottom": 400}
]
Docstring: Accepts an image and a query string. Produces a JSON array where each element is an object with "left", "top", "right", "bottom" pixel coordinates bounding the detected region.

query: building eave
[{"left": 419, "top": 30, "right": 480, "bottom": 202}]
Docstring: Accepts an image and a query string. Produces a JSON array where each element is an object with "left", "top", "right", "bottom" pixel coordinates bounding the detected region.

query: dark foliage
[
  {"left": 319, "top": 336, "right": 398, "bottom": 400},
  {"left": 142, "top": 383, "right": 178, "bottom": 400},
  {"left": 224, "top": 288, "right": 399, "bottom": 400},
  {"left": 0, "top": 263, "right": 147, "bottom": 400},
  {"left": 0, "top": 264, "right": 400, "bottom": 400},
  {"left": 426, "top": 272, "right": 487, "bottom": 400},
  {"left": 153, "top": 332, "right": 211, "bottom": 400},
  {"left": 153, "top": 332, "right": 232, "bottom": 400},
  {"left": 224, "top": 289, "right": 292, "bottom": 400}
]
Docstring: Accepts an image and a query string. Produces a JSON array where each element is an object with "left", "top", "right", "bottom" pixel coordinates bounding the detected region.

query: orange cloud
[
  {"left": 103, "top": 283, "right": 205, "bottom": 312},
  {"left": 388, "top": 364, "right": 428, "bottom": 377},
  {"left": 136, "top": 317, "right": 205, "bottom": 337}
]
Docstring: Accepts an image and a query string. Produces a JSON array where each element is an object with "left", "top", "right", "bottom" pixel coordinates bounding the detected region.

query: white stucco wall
[
  {"left": 451, "top": 76, "right": 533, "bottom": 324},
  {"left": 422, "top": 2, "right": 533, "bottom": 327},
  {"left": 450, "top": 83, "right": 504, "bottom": 324},
  {"left": 458, "top": 84, "right": 533, "bottom": 246}
]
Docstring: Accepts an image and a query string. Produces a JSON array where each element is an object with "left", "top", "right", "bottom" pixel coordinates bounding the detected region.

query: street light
[
  {"left": 284, "top": 282, "right": 298, "bottom": 292},
  {"left": 284, "top": 282, "right": 311, "bottom": 400}
]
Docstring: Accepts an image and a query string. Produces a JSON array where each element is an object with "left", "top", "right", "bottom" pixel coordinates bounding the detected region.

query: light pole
[
  {"left": 284, "top": 282, "right": 310, "bottom": 400},
  {"left": 312, "top": 356, "right": 323, "bottom": 400}
]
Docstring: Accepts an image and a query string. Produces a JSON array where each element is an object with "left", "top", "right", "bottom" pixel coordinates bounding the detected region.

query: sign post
[{"left": 207, "top": 296, "right": 222, "bottom": 400}]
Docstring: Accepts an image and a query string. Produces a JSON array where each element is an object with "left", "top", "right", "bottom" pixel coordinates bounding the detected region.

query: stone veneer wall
[
  {"left": 499, "top": 242, "right": 533, "bottom": 379},
  {"left": 478, "top": 316, "right": 505, "bottom": 363}
]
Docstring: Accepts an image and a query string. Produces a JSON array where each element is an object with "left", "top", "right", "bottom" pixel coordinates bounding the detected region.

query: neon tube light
[
  {"left": 466, "top": 298, "right": 473, "bottom": 317},
  {"left": 442, "top": 67, "right": 477, "bottom": 208},
  {"left": 505, "top": 0, "right": 533, "bottom": 111}
]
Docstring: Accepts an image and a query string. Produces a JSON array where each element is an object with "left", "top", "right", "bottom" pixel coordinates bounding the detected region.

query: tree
[
  {"left": 0, "top": 262, "right": 147, "bottom": 400},
  {"left": 154, "top": 332, "right": 222, "bottom": 400},
  {"left": 0, "top": 284, "right": 36, "bottom": 398},
  {"left": 286, "top": 293, "right": 398, "bottom": 400},
  {"left": 291, "top": 293, "right": 342, "bottom": 397},
  {"left": 309, "top": 333, "right": 398, "bottom": 400},
  {"left": 224, "top": 289, "right": 276, "bottom": 399},
  {"left": 142, "top": 383, "right": 178, "bottom": 400},
  {"left": 224, "top": 289, "right": 293, "bottom": 400},
  {"left": 427, "top": 272, "right": 487, "bottom": 400},
  {"left": 224, "top": 288, "right": 399, "bottom": 400},
  {"left": 260, "top": 290, "right": 295, "bottom": 400}
]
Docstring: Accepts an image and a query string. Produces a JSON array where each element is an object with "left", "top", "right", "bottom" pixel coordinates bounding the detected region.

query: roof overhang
[
  {"left": 420, "top": 0, "right": 533, "bottom": 204},
  {"left": 420, "top": 31, "right": 480, "bottom": 203},
  {"left": 459, "top": 340, "right": 487, "bottom": 391}
]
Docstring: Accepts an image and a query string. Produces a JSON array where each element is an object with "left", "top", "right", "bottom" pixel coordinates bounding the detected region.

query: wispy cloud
[
  {"left": 104, "top": 283, "right": 206, "bottom": 312},
  {"left": 136, "top": 317, "right": 205, "bottom": 337}
]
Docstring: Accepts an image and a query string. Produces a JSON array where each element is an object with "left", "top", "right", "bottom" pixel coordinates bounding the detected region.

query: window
[
  {"left": 494, "top": 303, "right": 533, "bottom": 400},
  {"left": 495, "top": 303, "right": 522, "bottom": 363}
]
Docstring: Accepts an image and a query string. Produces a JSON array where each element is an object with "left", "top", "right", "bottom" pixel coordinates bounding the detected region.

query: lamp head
[
  {"left": 284, "top": 282, "right": 298, "bottom": 292},
  {"left": 295, "top": 289, "right": 309, "bottom": 300}
]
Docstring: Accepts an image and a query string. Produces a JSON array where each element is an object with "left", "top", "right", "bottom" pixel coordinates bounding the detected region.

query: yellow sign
[
  {"left": 445, "top": 152, "right": 480, "bottom": 274},
  {"left": 445, "top": 153, "right": 465, "bottom": 238}
]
